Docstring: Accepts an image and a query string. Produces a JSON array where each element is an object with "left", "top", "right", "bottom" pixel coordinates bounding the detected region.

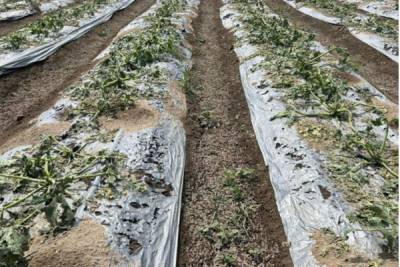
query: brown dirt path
[
  {"left": 0, "top": 0, "right": 155, "bottom": 145},
  {"left": 263, "top": 0, "right": 399, "bottom": 103},
  {"left": 178, "top": 0, "right": 293, "bottom": 266}
]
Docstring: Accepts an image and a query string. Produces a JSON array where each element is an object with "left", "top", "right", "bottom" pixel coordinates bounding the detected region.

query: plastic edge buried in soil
[
  {"left": 220, "top": 1, "right": 398, "bottom": 266},
  {"left": 0, "top": 0, "right": 37, "bottom": 21},
  {"left": 282, "top": 0, "right": 399, "bottom": 63},
  {"left": 0, "top": 0, "right": 136, "bottom": 74}
]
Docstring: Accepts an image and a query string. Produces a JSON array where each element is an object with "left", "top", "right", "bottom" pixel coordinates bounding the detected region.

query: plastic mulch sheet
[{"left": 220, "top": 1, "right": 398, "bottom": 266}]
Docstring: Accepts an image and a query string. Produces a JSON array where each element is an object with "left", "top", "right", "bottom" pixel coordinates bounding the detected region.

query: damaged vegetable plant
[
  {"left": 65, "top": 0, "right": 183, "bottom": 120},
  {"left": 0, "top": 0, "right": 33, "bottom": 13},
  {"left": 295, "top": 0, "right": 398, "bottom": 40},
  {"left": 0, "top": 0, "right": 188, "bottom": 264},
  {"left": 0, "top": 135, "right": 127, "bottom": 266},
  {"left": 234, "top": 0, "right": 398, "bottom": 257},
  {"left": 0, "top": 0, "right": 121, "bottom": 51}
]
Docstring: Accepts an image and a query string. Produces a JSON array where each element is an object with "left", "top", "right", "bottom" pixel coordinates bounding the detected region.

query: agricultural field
[
  {"left": 0, "top": 0, "right": 397, "bottom": 266},
  {"left": 0, "top": 0, "right": 83, "bottom": 21}
]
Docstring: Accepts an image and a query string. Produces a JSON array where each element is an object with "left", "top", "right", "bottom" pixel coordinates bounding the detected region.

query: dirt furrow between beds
[
  {"left": 0, "top": 0, "right": 154, "bottom": 145},
  {"left": 178, "top": 0, "right": 292, "bottom": 266},
  {"left": 263, "top": 0, "right": 399, "bottom": 104}
]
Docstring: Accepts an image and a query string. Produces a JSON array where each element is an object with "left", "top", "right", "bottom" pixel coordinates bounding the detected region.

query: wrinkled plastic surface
[
  {"left": 220, "top": 2, "right": 397, "bottom": 266},
  {"left": 0, "top": 0, "right": 137, "bottom": 74},
  {"left": 0, "top": 0, "right": 36, "bottom": 21},
  {"left": 345, "top": 0, "right": 399, "bottom": 20},
  {"left": 284, "top": 0, "right": 341, "bottom": 24},
  {"left": 0, "top": 0, "right": 80, "bottom": 21},
  {"left": 283, "top": 0, "right": 399, "bottom": 62},
  {"left": 39, "top": 0, "right": 75, "bottom": 13}
]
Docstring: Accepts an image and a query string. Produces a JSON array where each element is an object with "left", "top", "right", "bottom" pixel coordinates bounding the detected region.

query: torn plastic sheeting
[
  {"left": 220, "top": 3, "right": 388, "bottom": 266},
  {"left": 0, "top": 0, "right": 136, "bottom": 74},
  {"left": 282, "top": 0, "right": 399, "bottom": 62},
  {"left": 340, "top": 71, "right": 398, "bottom": 144},
  {"left": 86, "top": 120, "right": 186, "bottom": 266},
  {"left": 237, "top": 55, "right": 381, "bottom": 266}
]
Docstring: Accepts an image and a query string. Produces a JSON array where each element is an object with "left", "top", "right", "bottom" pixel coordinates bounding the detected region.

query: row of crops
[
  {"left": 0, "top": 0, "right": 138, "bottom": 74},
  {"left": 340, "top": 0, "right": 398, "bottom": 20},
  {"left": 0, "top": 0, "right": 78, "bottom": 21},
  {"left": 283, "top": 0, "right": 399, "bottom": 62},
  {"left": 221, "top": 0, "right": 398, "bottom": 265},
  {"left": 0, "top": 0, "right": 199, "bottom": 265},
  {"left": 0, "top": 0, "right": 397, "bottom": 265}
]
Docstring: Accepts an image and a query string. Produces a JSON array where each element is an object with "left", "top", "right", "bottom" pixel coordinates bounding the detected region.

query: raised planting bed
[
  {"left": 0, "top": 0, "right": 199, "bottom": 265},
  {"left": 0, "top": 0, "right": 37, "bottom": 21},
  {"left": 0, "top": 0, "right": 81, "bottom": 21},
  {"left": 36, "top": 0, "right": 77, "bottom": 13},
  {"left": 220, "top": 0, "right": 398, "bottom": 265},
  {"left": 342, "top": 0, "right": 399, "bottom": 20},
  {"left": 0, "top": 0, "right": 138, "bottom": 74},
  {"left": 282, "top": 0, "right": 399, "bottom": 62}
]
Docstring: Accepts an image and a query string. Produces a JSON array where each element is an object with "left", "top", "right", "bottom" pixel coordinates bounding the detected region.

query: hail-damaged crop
[
  {"left": 233, "top": 0, "right": 398, "bottom": 256},
  {"left": 3, "top": 32, "right": 27, "bottom": 50},
  {"left": 296, "top": 0, "right": 398, "bottom": 40},
  {"left": 0, "top": 0, "right": 189, "bottom": 264},
  {"left": 30, "top": 12, "right": 65, "bottom": 37},
  {"left": 0, "top": 135, "right": 127, "bottom": 265},
  {"left": 65, "top": 0, "right": 185, "bottom": 121},
  {"left": 0, "top": 0, "right": 122, "bottom": 51}
]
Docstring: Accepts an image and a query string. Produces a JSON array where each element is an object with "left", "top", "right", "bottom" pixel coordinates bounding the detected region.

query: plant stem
[
  {"left": 310, "top": 47, "right": 338, "bottom": 64},
  {"left": 18, "top": 209, "right": 40, "bottom": 226},
  {"left": 1, "top": 186, "right": 46, "bottom": 211},
  {"left": 0, "top": 174, "right": 43, "bottom": 183},
  {"left": 381, "top": 161, "right": 398, "bottom": 178}
]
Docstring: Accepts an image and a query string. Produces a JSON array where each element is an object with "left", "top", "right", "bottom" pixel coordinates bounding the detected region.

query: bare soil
[
  {"left": 178, "top": 0, "right": 292, "bottom": 266},
  {"left": 0, "top": 0, "right": 155, "bottom": 146},
  {"left": 100, "top": 100, "right": 160, "bottom": 132},
  {"left": 312, "top": 230, "right": 398, "bottom": 267},
  {"left": 0, "top": 121, "right": 70, "bottom": 153},
  {"left": 28, "top": 220, "right": 125, "bottom": 267},
  {"left": 263, "top": 0, "right": 399, "bottom": 103}
]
